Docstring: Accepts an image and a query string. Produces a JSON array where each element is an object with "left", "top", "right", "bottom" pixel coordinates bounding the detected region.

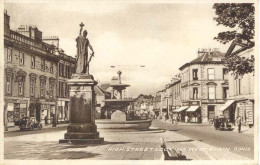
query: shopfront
[
  {"left": 173, "top": 106, "right": 189, "bottom": 122},
  {"left": 5, "top": 99, "right": 29, "bottom": 127},
  {"left": 186, "top": 106, "right": 201, "bottom": 123},
  {"left": 57, "top": 100, "right": 70, "bottom": 123},
  {"left": 219, "top": 100, "right": 236, "bottom": 123},
  {"left": 236, "top": 100, "right": 254, "bottom": 127}
]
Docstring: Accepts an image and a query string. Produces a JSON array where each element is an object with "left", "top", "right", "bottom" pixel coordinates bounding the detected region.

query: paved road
[{"left": 151, "top": 120, "right": 254, "bottom": 159}]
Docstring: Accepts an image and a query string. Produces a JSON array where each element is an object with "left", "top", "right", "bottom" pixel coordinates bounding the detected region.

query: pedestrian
[
  {"left": 185, "top": 115, "right": 188, "bottom": 123},
  {"left": 236, "top": 116, "right": 242, "bottom": 133},
  {"left": 44, "top": 116, "right": 48, "bottom": 125},
  {"left": 214, "top": 116, "right": 219, "bottom": 130}
]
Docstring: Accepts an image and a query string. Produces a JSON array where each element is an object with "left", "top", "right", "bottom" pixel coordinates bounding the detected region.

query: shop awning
[
  {"left": 219, "top": 100, "right": 235, "bottom": 112},
  {"left": 186, "top": 106, "right": 200, "bottom": 112},
  {"left": 174, "top": 106, "right": 189, "bottom": 112}
]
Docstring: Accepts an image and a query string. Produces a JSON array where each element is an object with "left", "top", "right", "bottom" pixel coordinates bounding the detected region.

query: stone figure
[{"left": 75, "top": 22, "right": 94, "bottom": 74}]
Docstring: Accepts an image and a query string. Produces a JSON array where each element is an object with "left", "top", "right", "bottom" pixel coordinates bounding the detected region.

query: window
[
  {"left": 31, "top": 56, "right": 35, "bottom": 68},
  {"left": 223, "top": 68, "right": 228, "bottom": 80},
  {"left": 208, "top": 86, "right": 215, "bottom": 99},
  {"left": 7, "top": 48, "right": 12, "bottom": 62},
  {"left": 68, "top": 66, "right": 71, "bottom": 78},
  {"left": 59, "top": 63, "right": 64, "bottom": 77},
  {"left": 65, "top": 65, "right": 68, "bottom": 78},
  {"left": 6, "top": 75, "right": 12, "bottom": 95},
  {"left": 30, "top": 78, "right": 36, "bottom": 97},
  {"left": 192, "top": 69, "right": 198, "bottom": 80},
  {"left": 193, "top": 87, "right": 198, "bottom": 99},
  {"left": 40, "top": 80, "right": 46, "bottom": 97},
  {"left": 236, "top": 79, "right": 241, "bottom": 95},
  {"left": 64, "top": 83, "right": 67, "bottom": 96},
  {"left": 41, "top": 58, "right": 45, "bottom": 70},
  {"left": 223, "top": 87, "right": 229, "bottom": 99},
  {"left": 18, "top": 81, "right": 24, "bottom": 96},
  {"left": 207, "top": 68, "right": 215, "bottom": 80},
  {"left": 19, "top": 52, "right": 24, "bottom": 65},
  {"left": 59, "top": 81, "right": 64, "bottom": 97},
  {"left": 49, "top": 83, "right": 54, "bottom": 98},
  {"left": 50, "top": 62, "right": 53, "bottom": 73}
]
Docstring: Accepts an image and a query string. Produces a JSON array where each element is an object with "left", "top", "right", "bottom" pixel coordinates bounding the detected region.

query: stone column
[{"left": 59, "top": 75, "right": 104, "bottom": 144}]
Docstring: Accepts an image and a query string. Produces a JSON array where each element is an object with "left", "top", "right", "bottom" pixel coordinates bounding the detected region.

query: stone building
[
  {"left": 170, "top": 77, "right": 182, "bottom": 120},
  {"left": 222, "top": 41, "right": 255, "bottom": 127},
  {"left": 4, "top": 10, "right": 76, "bottom": 129},
  {"left": 177, "top": 48, "right": 229, "bottom": 123},
  {"left": 153, "top": 92, "right": 161, "bottom": 118}
]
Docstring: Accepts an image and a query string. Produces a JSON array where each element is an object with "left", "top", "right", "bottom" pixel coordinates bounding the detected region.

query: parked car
[
  {"left": 218, "top": 117, "right": 232, "bottom": 131},
  {"left": 19, "top": 117, "right": 43, "bottom": 131}
]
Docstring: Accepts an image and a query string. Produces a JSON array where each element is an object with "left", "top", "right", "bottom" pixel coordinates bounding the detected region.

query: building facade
[
  {"left": 4, "top": 11, "right": 76, "bottom": 129},
  {"left": 177, "top": 49, "right": 229, "bottom": 123},
  {"left": 225, "top": 41, "right": 255, "bottom": 127},
  {"left": 170, "top": 78, "right": 182, "bottom": 120}
]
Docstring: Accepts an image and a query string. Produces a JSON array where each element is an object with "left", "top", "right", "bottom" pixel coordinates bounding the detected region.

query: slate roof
[{"left": 179, "top": 50, "right": 225, "bottom": 70}]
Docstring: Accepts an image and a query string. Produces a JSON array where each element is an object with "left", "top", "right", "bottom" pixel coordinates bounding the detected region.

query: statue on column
[{"left": 75, "top": 22, "right": 95, "bottom": 75}]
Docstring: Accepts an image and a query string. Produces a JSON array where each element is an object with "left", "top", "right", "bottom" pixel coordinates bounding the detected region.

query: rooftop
[{"left": 179, "top": 49, "right": 225, "bottom": 70}]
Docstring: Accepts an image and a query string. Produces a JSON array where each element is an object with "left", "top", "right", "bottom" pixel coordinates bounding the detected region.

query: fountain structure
[{"left": 96, "top": 71, "right": 152, "bottom": 130}]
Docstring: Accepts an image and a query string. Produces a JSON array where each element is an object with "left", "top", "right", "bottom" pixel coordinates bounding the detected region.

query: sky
[{"left": 4, "top": 1, "right": 231, "bottom": 97}]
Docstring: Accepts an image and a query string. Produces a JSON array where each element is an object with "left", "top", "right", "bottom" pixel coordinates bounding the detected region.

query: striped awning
[
  {"left": 174, "top": 106, "right": 189, "bottom": 112},
  {"left": 186, "top": 106, "right": 200, "bottom": 112}
]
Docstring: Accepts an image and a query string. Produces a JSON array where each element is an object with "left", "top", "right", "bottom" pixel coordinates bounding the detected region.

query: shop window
[
  {"left": 207, "top": 68, "right": 215, "bottom": 80},
  {"left": 192, "top": 69, "right": 198, "bottom": 80},
  {"left": 193, "top": 87, "right": 198, "bottom": 99},
  {"left": 208, "top": 105, "right": 215, "bottom": 119},
  {"left": 31, "top": 55, "right": 35, "bottom": 68},
  {"left": 7, "top": 48, "right": 12, "bottom": 62},
  {"left": 208, "top": 86, "right": 215, "bottom": 99},
  {"left": 19, "top": 52, "right": 25, "bottom": 65},
  {"left": 6, "top": 75, "right": 12, "bottom": 95}
]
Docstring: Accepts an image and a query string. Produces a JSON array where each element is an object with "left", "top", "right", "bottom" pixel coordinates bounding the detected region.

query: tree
[{"left": 213, "top": 3, "right": 255, "bottom": 77}]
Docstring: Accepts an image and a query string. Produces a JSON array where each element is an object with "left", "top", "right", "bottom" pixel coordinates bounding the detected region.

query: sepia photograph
[{"left": 1, "top": 0, "right": 258, "bottom": 164}]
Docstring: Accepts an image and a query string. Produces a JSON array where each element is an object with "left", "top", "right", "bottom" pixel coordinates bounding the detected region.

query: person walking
[
  {"left": 185, "top": 115, "right": 188, "bottom": 123},
  {"left": 236, "top": 116, "right": 242, "bottom": 133},
  {"left": 214, "top": 116, "right": 219, "bottom": 130}
]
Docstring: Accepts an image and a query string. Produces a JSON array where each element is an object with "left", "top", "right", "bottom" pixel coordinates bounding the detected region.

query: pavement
[
  {"left": 4, "top": 122, "right": 253, "bottom": 160},
  {"left": 4, "top": 123, "right": 69, "bottom": 132}
]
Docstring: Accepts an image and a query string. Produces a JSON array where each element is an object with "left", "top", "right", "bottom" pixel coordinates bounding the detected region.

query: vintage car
[
  {"left": 19, "top": 117, "right": 43, "bottom": 131},
  {"left": 217, "top": 117, "right": 233, "bottom": 131}
]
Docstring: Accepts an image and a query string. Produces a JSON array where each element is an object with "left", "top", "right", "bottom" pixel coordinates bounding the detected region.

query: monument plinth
[{"left": 59, "top": 75, "right": 104, "bottom": 144}]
